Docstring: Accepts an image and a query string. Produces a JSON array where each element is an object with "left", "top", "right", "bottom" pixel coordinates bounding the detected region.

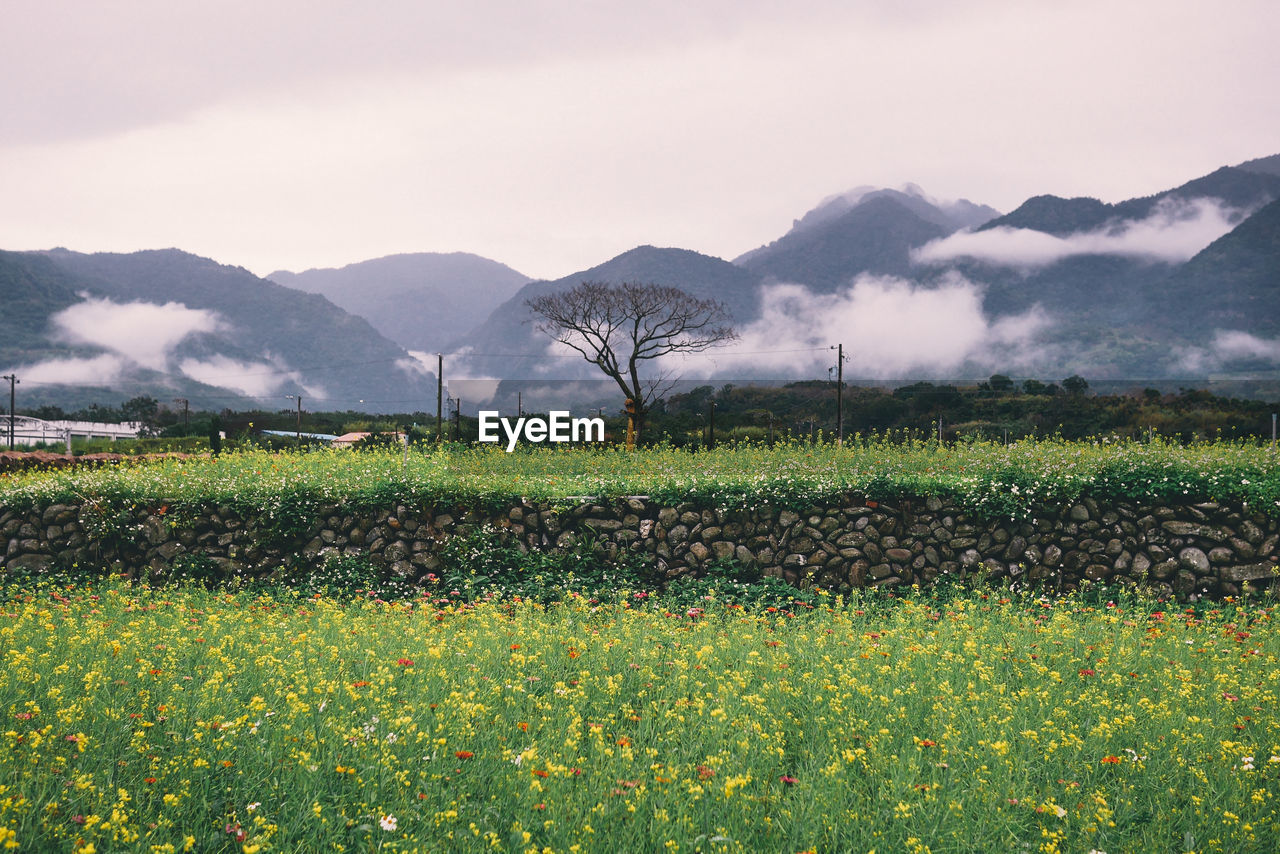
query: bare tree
[{"left": 527, "top": 281, "right": 737, "bottom": 444}]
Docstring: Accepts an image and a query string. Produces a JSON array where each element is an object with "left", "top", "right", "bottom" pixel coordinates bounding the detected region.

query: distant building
[{"left": 2, "top": 417, "right": 142, "bottom": 451}]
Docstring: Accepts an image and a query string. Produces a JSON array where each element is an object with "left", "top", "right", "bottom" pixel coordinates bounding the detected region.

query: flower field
[
  {"left": 2, "top": 437, "right": 1278, "bottom": 521},
  {"left": 1, "top": 580, "right": 1277, "bottom": 852}
]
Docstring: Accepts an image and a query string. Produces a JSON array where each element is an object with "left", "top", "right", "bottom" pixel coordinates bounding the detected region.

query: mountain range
[
  {"left": 0, "top": 248, "right": 436, "bottom": 413},
  {"left": 3, "top": 154, "right": 1279, "bottom": 413},
  {"left": 267, "top": 252, "right": 530, "bottom": 354}
]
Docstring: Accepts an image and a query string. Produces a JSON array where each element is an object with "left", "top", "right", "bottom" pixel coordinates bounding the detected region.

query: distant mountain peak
[{"left": 791, "top": 183, "right": 1000, "bottom": 235}]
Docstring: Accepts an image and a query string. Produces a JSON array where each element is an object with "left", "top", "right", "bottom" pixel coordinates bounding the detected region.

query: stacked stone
[{"left": 3, "top": 495, "right": 1277, "bottom": 600}]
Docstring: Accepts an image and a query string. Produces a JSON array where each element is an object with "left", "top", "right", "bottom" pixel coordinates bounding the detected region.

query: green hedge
[{"left": 2, "top": 438, "right": 1278, "bottom": 521}]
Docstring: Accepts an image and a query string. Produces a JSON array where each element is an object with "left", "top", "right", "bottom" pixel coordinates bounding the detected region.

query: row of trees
[
  {"left": 23, "top": 379, "right": 1271, "bottom": 450},
  {"left": 650, "top": 379, "right": 1276, "bottom": 445}
]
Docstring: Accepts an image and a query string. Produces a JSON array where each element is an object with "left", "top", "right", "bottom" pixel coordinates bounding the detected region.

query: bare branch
[{"left": 527, "top": 280, "right": 737, "bottom": 442}]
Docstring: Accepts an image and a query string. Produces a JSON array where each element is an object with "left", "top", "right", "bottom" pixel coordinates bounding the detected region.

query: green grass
[
  {"left": 0, "top": 579, "right": 1277, "bottom": 852},
  {"left": 3, "top": 437, "right": 1279, "bottom": 522}
]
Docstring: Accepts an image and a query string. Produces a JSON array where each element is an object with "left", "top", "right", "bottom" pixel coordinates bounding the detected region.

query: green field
[
  {"left": 0, "top": 580, "right": 1276, "bottom": 852},
  {"left": 2, "top": 440, "right": 1280, "bottom": 851}
]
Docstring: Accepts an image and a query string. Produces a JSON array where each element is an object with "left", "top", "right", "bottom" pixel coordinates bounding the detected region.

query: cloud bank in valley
[
  {"left": 12, "top": 295, "right": 324, "bottom": 400},
  {"left": 16, "top": 354, "right": 129, "bottom": 387},
  {"left": 666, "top": 273, "right": 1051, "bottom": 380},
  {"left": 176, "top": 353, "right": 326, "bottom": 400},
  {"left": 1177, "top": 330, "right": 1280, "bottom": 372},
  {"left": 913, "top": 197, "right": 1241, "bottom": 268}
]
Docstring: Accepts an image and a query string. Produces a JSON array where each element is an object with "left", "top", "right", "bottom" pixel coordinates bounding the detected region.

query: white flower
[
  {"left": 1054, "top": 805, "right": 1067, "bottom": 818},
  {"left": 246, "top": 802, "right": 260, "bottom": 812},
  {"left": 379, "top": 814, "right": 397, "bottom": 832}
]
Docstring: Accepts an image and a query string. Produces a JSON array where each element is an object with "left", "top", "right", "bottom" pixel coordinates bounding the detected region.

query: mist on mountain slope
[{"left": 913, "top": 197, "right": 1243, "bottom": 268}]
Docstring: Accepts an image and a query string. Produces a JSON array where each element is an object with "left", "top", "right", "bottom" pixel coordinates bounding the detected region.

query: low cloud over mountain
[
  {"left": 913, "top": 197, "right": 1243, "bottom": 268},
  {"left": 665, "top": 274, "right": 1050, "bottom": 380},
  {"left": 52, "top": 295, "right": 225, "bottom": 372}
]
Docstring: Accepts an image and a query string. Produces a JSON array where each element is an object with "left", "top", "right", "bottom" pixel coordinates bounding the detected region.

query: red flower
[
  {"left": 697, "top": 765, "right": 715, "bottom": 779},
  {"left": 780, "top": 775, "right": 799, "bottom": 785},
  {"left": 532, "top": 769, "right": 549, "bottom": 778},
  {"left": 455, "top": 750, "right": 474, "bottom": 759},
  {"left": 1079, "top": 669, "right": 1097, "bottom": 677},
  {"left": 1100, "top": 755, "right": 1121, "bottom": 765},
  {"left": 918, "top": 739, "right": 937, "bottom": 748},
  {"left": 397, "top": 658, "right": 414, "bottom": 667}
]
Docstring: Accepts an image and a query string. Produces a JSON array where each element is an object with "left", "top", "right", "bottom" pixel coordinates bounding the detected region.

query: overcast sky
[{"left": 2, "top": 0, "right": 1277, "bottom": 282}]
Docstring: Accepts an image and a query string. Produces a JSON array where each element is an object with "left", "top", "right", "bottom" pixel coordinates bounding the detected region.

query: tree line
[{"left": 18, "top": 376, "right": 1275, "bottom": 452}]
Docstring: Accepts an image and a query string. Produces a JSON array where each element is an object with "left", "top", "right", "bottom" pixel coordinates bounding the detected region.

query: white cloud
[
  {"left": 1210, "top": 330, "right": 1280, "bottom": 362},
  {"left": 666, "top": 273, "right": 1051, "bottom": 379},
  {"left": 11, "top": 353, "right": 127, "bottom": 386},
  {"left": 1178, "top": 330, "right": 1280, "bottom": 372},
  {"left": 177, "top": 353, "right": 325, "bottom": 400},
  {"left": 51, "top": 295, "right": 224, "bottom": 370},
  {"left": 914, "top": 197, "right": 1241, "bottom": 268}
]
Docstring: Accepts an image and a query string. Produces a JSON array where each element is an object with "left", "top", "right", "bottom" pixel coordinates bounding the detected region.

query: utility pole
[
  {"left": 706, "top": 400, "right": 716, "bottom": 450},
  {"left": 285, "top": 394, "right": 302, "bottom": 447},
  {"left": 3, "top": 374, "right": 16, "bottom": 451},
  {"left": 831, "top": 344, "right": 844, "bottom": 446},
  {"left": 436, "top": 353, "right": 443, "bottom": 443},
  {"left": 518, "top": 392, "right": 523, "bottom": 418},
  {"left": 173, "top": 398, "right": 189, "bottom": 433}
]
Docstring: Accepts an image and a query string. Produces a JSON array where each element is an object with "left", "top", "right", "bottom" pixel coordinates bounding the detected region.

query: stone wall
[{"left": 3, "top": 495, "right": 1278, "bottom": 599}]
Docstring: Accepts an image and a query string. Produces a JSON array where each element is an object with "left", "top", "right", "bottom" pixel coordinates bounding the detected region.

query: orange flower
[
  {"left": 532, "top": 769, "right": 549, "bottom": 778},
  {"left": 1100, "top": 755, "right": 1122, "bottom": 765},
  {"left": 455, "top": 751, "right": 474, "bottom": 760}
]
